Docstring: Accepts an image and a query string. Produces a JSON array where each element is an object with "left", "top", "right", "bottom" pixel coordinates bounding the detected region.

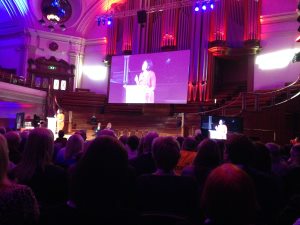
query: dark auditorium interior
[{"left": 0, "top": 0, "right": 300, "bottom": 225}]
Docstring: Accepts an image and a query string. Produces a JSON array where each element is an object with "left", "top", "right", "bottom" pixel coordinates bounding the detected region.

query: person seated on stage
[{"left": 134, "top": 60, "right": 156, "bottom": 103}]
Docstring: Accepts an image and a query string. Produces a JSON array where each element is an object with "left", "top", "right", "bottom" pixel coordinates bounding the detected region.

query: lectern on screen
[{"left": 108, "top": 50, "right": 190, "bottom": 104}]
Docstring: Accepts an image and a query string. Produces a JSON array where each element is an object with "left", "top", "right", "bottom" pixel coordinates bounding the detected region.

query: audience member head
[
  {"left": 137, "top": 136, "right": 145, "bottom": 156},
  {"left": 97, "top": 129, "right": 116, "bottom": 138},
  {"left": 65, "top": 134, "right": 84, "bottom": 160},
  {"left": 15, "top": 128, "right": 54, "bottom": 180},
  {"left": 252, "top": 142, "right": 272, "bottom": 173},
  {"left": 4, "top": 131, "right": 21, "bottom": 164},
  {"left": 119, "top": 135, "right": 128, "bottom": 146},
  {"left": 75, "top": 130, "right": 87, "bottom": 141},
  {"left": 106, "top": 122, "right": 112, "bottom": 129},
  {"left": 288, "top": 144, "right": 300, "bottom": 167},
  {"left": 194, "top": 129, "right": 204, "bottom": 144},
  {"left": 265, "top": 142, "right": 281, "bottom": 163},
  {"left": 0, "top": 127, "right": 6, "bottom": 135},
  {"left": 19, "top": 130, "right": 30, "bottom": 153},
  {"left": 127, "top": 135, "right": 139, "bottom": 151},
  {"left": 0, "top": 134, "right": 9, "bottom": 183},
  {"left": 4, "top": 131, "right": 21, "bottom": 148},
  {"left": 182, "top": 137, "right": 197, "bottom": 151},
  {"left": 143, "top": 131, "right": 159, "bottom": 154},
  {"left": 71, "top": 136, "right": 129, "bottom": 210},
  {"left": 152, "top": 136, "right": 180, "bottom": 173},
  {"left": 58, "top": 130, "right": 65, "bottom": 138},
  {"left": 225, "top": 134, "right": 255, "bottom": 167},
  {"left": 201, "top": 163, "right": 256, "bottom": 225},
  {"left": 193, "top": 138, "right": 221, "bottom": 169},
  {"left": 176, "top": 136, "right": 184, "bottom": 149}
]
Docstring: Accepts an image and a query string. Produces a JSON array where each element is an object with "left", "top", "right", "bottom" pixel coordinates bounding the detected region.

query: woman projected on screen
[
  {"left": 215, "top": 120, "right": 228, "bottom": 139},
  {"left": 134, "top": 60, "right": 156, "bottom": 103}
]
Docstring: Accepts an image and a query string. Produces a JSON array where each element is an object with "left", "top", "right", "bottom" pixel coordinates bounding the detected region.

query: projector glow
[
  {"left": 83, "top": 65, "right": 107, "bottom": 81},
  {"left": 255, "top": 48, "right": 300, "bottom": 70}
]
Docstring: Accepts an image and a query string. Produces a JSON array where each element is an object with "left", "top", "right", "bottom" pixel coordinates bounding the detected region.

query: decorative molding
[
  {"left": 261, "top": 12, "right": 297, "bottom": 25},
  {"left": 27, "top": 28, "right": 85, "bottom": 46},
  {"left": 0, "top": 81, "right": 46, "bottom": 104},
  {"left": 85, "top": 37, "right": 107, "bottom": 46}
]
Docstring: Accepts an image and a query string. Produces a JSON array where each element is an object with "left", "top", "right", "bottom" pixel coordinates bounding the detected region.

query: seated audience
[
  {"left": 284, "top": 144, "right": 300, "bottom": 200},
  {"left": 11, "top": 128, "right": 68, "bottom": 208},
  {"left": 55, "top": 134, "right": 84, "bottom": 168},
  {"left": 175, "top": 136, "right": 197, "bottom": 175},
  {"left": 225, "top": 134, "right": 281, "bottom": 224},
  {"left": 69, "top": 136, "right": 136, "bottom": 225},
  {"left": 129, "top": 131, "right": 158, "bottom": 176},
  {"left": 265, "top": 142, "right": 288, "bottom": 176},
  {"left": 0, "top": 126, "right": 6, "bottom": 135},
  {"left": 126, "top": 135, "right": 139, "bottom": 160},
  {"left": 54, "top": 130, "right": 68, "bottom": 148},
  {"left": 119, "top": 134, "right": 128, "bottom": 146},
  {"left": 182, "top": 138, "right": 221, "bottom": 190},
  {"left": 5, "top": 131, "right": 22, "bottom": 164},
  {"left": 136, "top": 137, "right": 197, "bottom": 221},
  {"left": 252, "top": 142, "right": 272, "bottom": 174},
  {"left": 201, "top": 163, "right": 257, "bottom": 225},
  {"left": 0, "top": 134, "right": 39, "bottom": 225}
]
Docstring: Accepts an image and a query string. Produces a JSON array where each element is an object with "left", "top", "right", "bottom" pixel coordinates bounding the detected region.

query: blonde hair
[{"left": 0, "top": 134, "right": 9, "bottom": 182}]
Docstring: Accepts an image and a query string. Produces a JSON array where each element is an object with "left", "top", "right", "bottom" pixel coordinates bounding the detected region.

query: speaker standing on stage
[
  {"left": 134, "top": 60, "right": 156, "bottom": 103},
  {"left": 56, "top": 109, "right": 65, "bottom": 133}
]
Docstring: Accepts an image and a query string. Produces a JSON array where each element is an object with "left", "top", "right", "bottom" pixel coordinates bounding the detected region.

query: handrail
[
  {"left": 262, "top": 89, "right": 300, "bottom": 109},
  {"left": 198, "top": 92, "right": 243, "bottom": 116},
  {"left": 247, "top": 75, "right": 300, "bottom": 95},
  {"left": 198, "top": 75, "right": 300, "bottom": 116}
]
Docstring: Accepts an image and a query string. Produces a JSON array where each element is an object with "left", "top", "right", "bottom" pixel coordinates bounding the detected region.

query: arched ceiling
[{"left": 0, "top": 0, "right": 125, "bottom": 38}]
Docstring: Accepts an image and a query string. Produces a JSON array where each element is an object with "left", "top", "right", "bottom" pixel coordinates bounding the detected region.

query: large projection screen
[{"left": 108, "top": 50, "right": 190, "bottom": 104}]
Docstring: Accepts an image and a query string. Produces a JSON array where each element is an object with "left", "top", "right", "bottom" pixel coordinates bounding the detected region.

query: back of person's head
[
  {"left": 58, "top": 130, "right": 65, "bottom": 138},
  {"left": 127, "top": 135, "right": 139, "bottom": 151},
  {"left": 201, "top": 163, "right": 256, "bottom": 225},
  {"left": 5, "top": 131, "right": 22, "bottom": 164},
  {"left": 71, "top": 136, "right": 129, "bottom": 209},
  {"left": 182, "top": 137, "right": 197, "bottom": 151},
  {"left": 252, "top": 142, "right": 272, "bottom": 173},
  {"left": 143, "top": 131, "right": 159, "bottom": 153},
  {"left": 5, "top": 131, "right": 21, "bottom": 147},
  {"left": 152, "top": 136, "right": 180, "bottom": 172},
  {"left": 194, "top": 129, "right": 204, "bottom": 144},
  {"left": 0, "top": 134, "right": 9, "bottom": 183},
  {"left": 194, "top": 138, "right": 221, "bottom": 169},
  {"left": 119, "top": 135, "right": 128, "bottom": 145},
  {"left": 265, "top": 142, "right": 281, "bottom": 162},
  {"left": 65, "top": 134, "right": 84, "bottom": 160},
  {"left": 225, "top": 134, "right": 255, "bottom": 167},
  {"left": 75, "top": 130, "right": 87, "bottom": 141},
  {"left": 97, "top": 129, "right": 116, "bottom": 138},
  {"left": 0, "top": 127, "right": 6, "bottom": 135},
  {"left": 289, "top": 144, "right": 300, "bottom": 167},
  {"left": 16, "top": 128, "right": 54, "bottom": 180},
  {"left": 176, "top": 136, "right": 184, "bottom": 149}
]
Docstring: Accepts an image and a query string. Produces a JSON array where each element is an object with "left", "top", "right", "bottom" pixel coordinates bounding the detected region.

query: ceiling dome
[{"left": 42, "top": 0, "right": 72, "bottom": 24}]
